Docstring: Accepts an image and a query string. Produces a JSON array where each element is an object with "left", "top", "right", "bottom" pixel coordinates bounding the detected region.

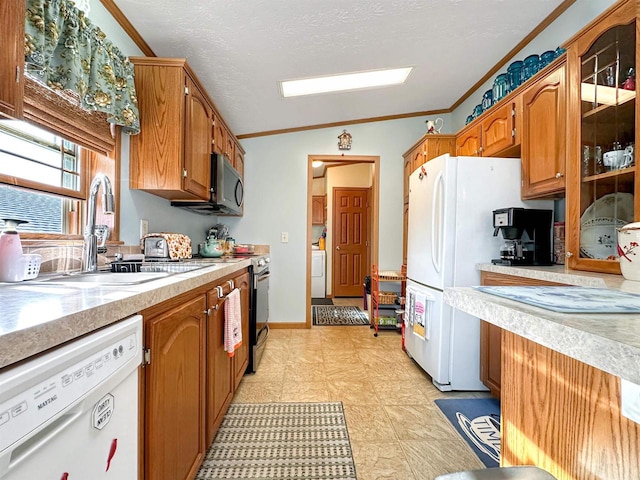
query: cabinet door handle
[
  {"left": 555, "top": 172, "right": 563, "bottom": 178},
  {"left": 565, "top": 251, "right": 573, "bottom": 258}
]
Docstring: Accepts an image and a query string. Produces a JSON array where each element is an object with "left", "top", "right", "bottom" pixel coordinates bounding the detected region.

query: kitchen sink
[{"left": 32, "top": 262, "right": 213, "bottom": 286}]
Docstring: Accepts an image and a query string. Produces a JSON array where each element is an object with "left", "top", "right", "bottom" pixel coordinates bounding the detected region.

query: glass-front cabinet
[{"left": 566, "top": 0, "right": 637, "bottom": 274}]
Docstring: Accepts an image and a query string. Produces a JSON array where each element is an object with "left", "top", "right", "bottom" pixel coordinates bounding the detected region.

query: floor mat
[
  {"left": 311, "top": 298, "right": 334, "bottom": 305},
  {"left": 312, "top": 305, "right": 369, "bottom": 325},
  {"left": 196, "top": 402, "right": 357, "bottom": 479},
  {"left": 434, "top": 397, "right": 500, "bottom": 468}
]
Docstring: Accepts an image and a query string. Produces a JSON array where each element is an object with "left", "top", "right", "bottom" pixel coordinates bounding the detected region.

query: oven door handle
[
  {"left": 256, "top": 324, "right": 269, "bottom": 347},
  {"left": 254, "top": 272, "right": 270, "bottom": 289}
]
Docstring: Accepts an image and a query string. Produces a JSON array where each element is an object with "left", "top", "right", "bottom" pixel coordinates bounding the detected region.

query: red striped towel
[{"left": 224, "top": 288, "right": 242, "bottom": 356}]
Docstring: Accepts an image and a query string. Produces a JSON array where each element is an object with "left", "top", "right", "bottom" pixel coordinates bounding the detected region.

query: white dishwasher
[
  {"left": 311, "top": 249, "right": 326, "bottom": 298},
  {"left": 0, "top": 315, "right": 142, "bottom": 479}
]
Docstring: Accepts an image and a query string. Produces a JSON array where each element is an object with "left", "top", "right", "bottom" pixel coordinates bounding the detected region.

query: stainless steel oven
[{"left": 248, "top": 255, "right": 270, "bottom": 373}]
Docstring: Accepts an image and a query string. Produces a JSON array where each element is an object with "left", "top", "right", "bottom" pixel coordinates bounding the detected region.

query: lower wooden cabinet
[
  {"left": 143, "top": 295, "right": 207, "bottom": 480},
  {"left": 479, "top": 271, "right": 565, "bottom": 398},
  {"left": 205, "top": 287, "right": 234, "bottom": 446},
  {"left": 232, "top": 271, "right": 250, "bottom": 389},
  {"left": 142, "top": 268, "right": 251, "bottom": 480}
]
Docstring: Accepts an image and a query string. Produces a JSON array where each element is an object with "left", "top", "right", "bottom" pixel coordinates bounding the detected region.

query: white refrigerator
[{"left": 404, "top": 154, "right": 552, "bottom": 391}]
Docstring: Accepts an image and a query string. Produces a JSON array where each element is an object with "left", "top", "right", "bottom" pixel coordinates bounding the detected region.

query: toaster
[{"left": 142, "top": 233, "right": 192, "bottom": 259}]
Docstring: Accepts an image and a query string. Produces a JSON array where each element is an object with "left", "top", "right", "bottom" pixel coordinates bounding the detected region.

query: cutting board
[{"left": 474, "top": 286, "right": 640, "bottom": 313}]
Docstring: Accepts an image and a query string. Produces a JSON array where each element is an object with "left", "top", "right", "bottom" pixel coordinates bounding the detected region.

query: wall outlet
[
  {"left": 140, "top": 219, "right": 149, "bottom": 239},
  {"left": 281, "top": 232, "right": 289, "bottom": 243}
]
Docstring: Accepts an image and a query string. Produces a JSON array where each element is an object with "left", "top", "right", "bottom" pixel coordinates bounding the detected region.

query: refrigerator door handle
[{"left": 431, "top": 171, "right": 444, "bottom": 274}]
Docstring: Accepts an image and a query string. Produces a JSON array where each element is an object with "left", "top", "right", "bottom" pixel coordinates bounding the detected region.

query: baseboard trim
[{"left": 268, "top": 322, "right": 308, "bottom": 329}]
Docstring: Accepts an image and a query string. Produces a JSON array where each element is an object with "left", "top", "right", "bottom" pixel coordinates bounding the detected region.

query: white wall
[{"left": 451, "top": 0, "right": 617, "bottom": 131}]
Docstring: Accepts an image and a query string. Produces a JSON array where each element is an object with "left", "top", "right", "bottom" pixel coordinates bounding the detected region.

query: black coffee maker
[{"left": 491, "top": 207, "right": 554, "bottom": 266}]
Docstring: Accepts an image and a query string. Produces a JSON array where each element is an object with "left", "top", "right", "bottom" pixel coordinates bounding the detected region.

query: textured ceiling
[{"left": 112, "top": 0, "right": 566, "bottom": 136}]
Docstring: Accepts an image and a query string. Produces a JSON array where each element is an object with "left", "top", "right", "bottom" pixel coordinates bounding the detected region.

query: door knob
[
  {"left": 555, "top": 172, "right": 563, "bottom": 178},
  {"left": 336, "top": 246, "right": 341, "bottom": 250}
]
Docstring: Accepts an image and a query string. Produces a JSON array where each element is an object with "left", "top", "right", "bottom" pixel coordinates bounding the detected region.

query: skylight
[{"left": 280, "top": 67, "right": 413, "bottom": 98}]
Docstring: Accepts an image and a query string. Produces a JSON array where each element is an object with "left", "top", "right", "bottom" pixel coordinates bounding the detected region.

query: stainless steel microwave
[{"left": 171, "top": 154, "right": 244, "bottom": 215}]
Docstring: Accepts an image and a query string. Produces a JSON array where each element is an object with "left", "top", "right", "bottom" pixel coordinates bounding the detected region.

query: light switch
[
  {"left": 281, "top": 232, "right": 289, "bottom": 243},
  {"left": 140, "top": 219, "right": 149, "bottom": 239},
  {"left": 621, "top": 378, "right": 640, "bottom": 425}
]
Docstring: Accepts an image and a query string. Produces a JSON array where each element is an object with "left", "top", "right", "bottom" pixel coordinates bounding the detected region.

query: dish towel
[{"left": 224, "top": 288, "right": 242, "bottom": 357}]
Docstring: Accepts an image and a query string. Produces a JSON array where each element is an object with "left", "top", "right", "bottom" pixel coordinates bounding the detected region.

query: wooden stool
[{"left": 435, "top": 466, "right": 556, "bottom": 480}]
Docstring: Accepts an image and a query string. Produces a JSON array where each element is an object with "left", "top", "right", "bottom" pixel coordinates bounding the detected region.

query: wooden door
[
  {"left": 0, "top": 0, "right": 24, "bottom": 119},
  {"left": 183, "top": 77, "right": 212, "bottom": 200},
  {"left": 144, "top": 295, "right": 206, "bottom": 480},
  {"left": 423, "top": 135, "right": 457, "bottom": 160},
  {"left": 205, "top": 288, "right": 233, "bottom": 446},
  {"left": 212, "top": 113, "right": 225, "bottom": 155},
  {"left": 481, "top": 102, "right": 516, "bottom": 157},
  {"left": 521, "top": 63, "right": 566, "bottom": 198},
  {"left": 232, "top": 270, "right": 251, "bottom": 388},
  {"left": 332, "top": 188, "right": 369, "bottom": 297},
  {"left": 234, "top": 146, "right": 245, "bottom": 177},
  {"left": 456, "top": 125, "right": 481, "bottom": 156}
]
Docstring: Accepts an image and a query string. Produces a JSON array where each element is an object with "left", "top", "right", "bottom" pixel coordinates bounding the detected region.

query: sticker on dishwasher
[{"left": 92, "top": 393, "right": 114, "bottom": 430}]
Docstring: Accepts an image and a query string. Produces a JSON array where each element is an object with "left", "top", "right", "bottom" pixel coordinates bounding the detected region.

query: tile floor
[{"left": 232, "top": 298, "right": 491, "bottom": 479}]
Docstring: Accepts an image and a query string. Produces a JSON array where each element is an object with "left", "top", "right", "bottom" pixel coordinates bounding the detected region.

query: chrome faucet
[{"left": 82, "top": 174, "right": 115, "bottom": 272}]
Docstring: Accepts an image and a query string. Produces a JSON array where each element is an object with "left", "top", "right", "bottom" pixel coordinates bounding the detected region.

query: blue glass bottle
[
  {"left": 523, "top": 54, "right": 540, "bottom": 81},
  {"left": 482, "top": 89, "right": 493, "bottom": 110},
  {"left": 540, "top": 50, "right": 555, "bottom": 68},
  {"left": 507, "top": 61, "right": 523, "bottom": 91},
  {"left": 493, "top": 73, "right": 509, "bottom": 102}
]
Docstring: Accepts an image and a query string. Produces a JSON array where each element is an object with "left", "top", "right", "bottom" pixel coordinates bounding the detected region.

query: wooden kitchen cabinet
[
  {"left": 212, "top": 112, "right": 226, "bottom": 156},
  {"left": 521, "top": 61, "right": 567, "bottom": 199},
  {"left": 565, "top": 0, "right": 637, "bottom": 275},
  {"left": 205, "top": 285, "right": 233, "bottom": 446},
  {"left": 456, "top": 102, "right": 517, "bottom": 157},
  {"left": 129, "top": 57, "right": 212, "bottom": 201},
  {"left": 479, "top": 271, "right": 565, "bottom": 398},
  {"left": 312, "top": 195, "right": 326, "bottom": 225},
  {"left": 0, "top": 0, "right": 24, "bottom": 119},
  {"left": 234, "top": 143, "right": 245, "bottom": 178},
  {"left": 143, "top": 294, "right": 207, "bottom": 480},
  {"left": 232, "top": 270, "right": 251, "bottom": 389}
]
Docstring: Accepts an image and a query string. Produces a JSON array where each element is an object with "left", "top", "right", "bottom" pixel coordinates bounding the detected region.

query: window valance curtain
[{"left": 24, "top": 0, "right": 140, "bottom": 135}]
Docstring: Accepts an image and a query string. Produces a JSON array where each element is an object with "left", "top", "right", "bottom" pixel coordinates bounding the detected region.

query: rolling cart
[{"left": 371, "top": 264, "right": 406, "bottom": 337}]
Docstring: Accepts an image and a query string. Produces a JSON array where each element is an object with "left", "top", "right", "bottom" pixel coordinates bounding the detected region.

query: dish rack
[{"left": 371, "top": 265, "right": 406, "bottom": 337}]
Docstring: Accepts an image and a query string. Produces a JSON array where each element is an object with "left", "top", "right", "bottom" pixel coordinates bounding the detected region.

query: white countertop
[
  {"left": 0, "top": 260, "right": 251, "bottom": 370},
  {"left": 443, "top": 264, "right": 640, "bottom": 384}
]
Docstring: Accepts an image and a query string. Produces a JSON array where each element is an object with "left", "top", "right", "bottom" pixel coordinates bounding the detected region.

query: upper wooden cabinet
[
  {"left": 521, "top": 62, "right": 567, "bottom": 199},
  {"left": 0, "top": 0, "right": 24, "bottom": 119},
  {"left": 234, "top": 143, "right": 245, "bottom": 178},
  {"left": 456, "top": 102, "right": 518, "bottom": 157},
  {"left": 565, "top": 0, "right": 637, "bottom": 274},
  {"left": 212, "top": 112, "right": 226, "bottom": 156},
  {"left": 312, "top": 195, "right": 326, "bottom": 225},
  {"left": 129, "top": 58, "right": 212, "bottom": 201}
]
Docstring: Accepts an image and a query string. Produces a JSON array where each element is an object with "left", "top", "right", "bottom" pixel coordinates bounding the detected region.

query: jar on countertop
[{"left": 617, "top": 222, "right": 640, "bottom": 280}]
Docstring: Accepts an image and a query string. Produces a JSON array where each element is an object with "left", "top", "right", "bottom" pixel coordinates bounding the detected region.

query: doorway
[{"left": 306, "top": 155, "right": 379, "bottom": 328}]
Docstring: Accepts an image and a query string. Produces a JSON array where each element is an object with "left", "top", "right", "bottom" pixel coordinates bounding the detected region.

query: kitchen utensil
[
  {"left": 142, "top": 233, "right": 192, "bottom": 259},
  {"left": 580, "top": 217, "right": 625, "bottom": 259},
  {"left": 580, "top": 192, "right": 634, "bottom": 225},
  {"left": 617, "top": 222, "right": 640, "bottom": 280},
  {"left": 0, "top": 219, "right": 27, "bottom": 282},
  {"left": 201, "top": 237, "right": 224, "bottom": 257},
  {"left": 603, "top": 149, "right": 626, "bottom": 170}
]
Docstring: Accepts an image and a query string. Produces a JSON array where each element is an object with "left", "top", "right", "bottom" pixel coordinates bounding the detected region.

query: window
[{"left": 0, "top": 120, "right": 83, "bottom": 234}]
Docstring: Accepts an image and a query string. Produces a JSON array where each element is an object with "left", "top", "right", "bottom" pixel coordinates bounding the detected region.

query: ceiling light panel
[{"left": 280, "top": 67, "right": 413, "bottom": 98}]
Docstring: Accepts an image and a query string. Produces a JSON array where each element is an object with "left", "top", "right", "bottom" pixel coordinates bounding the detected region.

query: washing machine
[{"left": 311, "top": 248, "right": 326, "bottom": 298}]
